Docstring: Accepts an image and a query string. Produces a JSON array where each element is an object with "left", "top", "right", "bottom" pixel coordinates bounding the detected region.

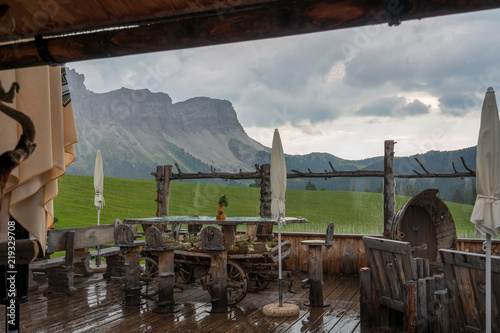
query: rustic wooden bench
[
  {"left": 435, "top": 249, "right": 500, "bottom": 332},
  {"left": 360, "top": 236, "right": 444, "bottom": 332},
  {"left": 30, "top": 220, "right": 134, "bottom": 295}
]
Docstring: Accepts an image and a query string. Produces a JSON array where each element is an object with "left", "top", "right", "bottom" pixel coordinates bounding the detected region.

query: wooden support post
[
  {"left": 303, "top": 243, "right": 329, "bottom": 307},
  {"left": 153, "top": 249, "right": 179, "bottom": 313},
  {"left": 258, "top": 164, "right": 272, "bottom": 240},
  {"left": 433, "top": 290, "right": 449, "bottom": 333},
  {"left": 221, "top": 225, "right": 236, "bottom": 248},
  {"left": 207, "top": 249, "right": 229, "bottom": 313},
  {"left": 152, "top": 165, "right": 172, "bottom": 233},
  {"left": 360, "top": 267, "right": 377, "bottom": 329},
  {"left": 122, "top": 245, "right": 142, "bottom": 306},
  {"left": 154, "top": 165, "right": 172, "bottom": 217},
  {"left": 415, "top": 258, "right": 430, "bottom": 279},
  {"left": 434, "top": 273, "right": 445, "bottom": 291},
  {"left": 417, "top": 279, "right": 428, "bottom": 332},
  {"left": 384, "top": 140, "right": 395, "bottom": 233},
  {"left": 404, "top": 280, "right": 418, "bottom": 333},
  {"left": 425, "top": 276, "right": 437, "bottom": 333}
]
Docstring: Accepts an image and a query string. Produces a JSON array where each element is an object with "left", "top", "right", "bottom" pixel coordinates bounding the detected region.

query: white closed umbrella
[
  {"left": 94, "top": 149, "right": 104, "bottom": 266},
  {"left": 470, "top": 87, "right": 500, "bottom": 333},
  {"left": 263, "top": 129, "right": 299, "bottom": 316},
  {"left": 94, "top": 149, "right": 104, "bottom": 224},
  {"left": 271, "top": 128, "right": 287, "bottom": 307}
]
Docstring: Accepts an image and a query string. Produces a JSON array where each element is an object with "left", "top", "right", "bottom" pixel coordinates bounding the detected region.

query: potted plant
[{"left": 216, "top": 194, "right": 229, "bottom": 220}]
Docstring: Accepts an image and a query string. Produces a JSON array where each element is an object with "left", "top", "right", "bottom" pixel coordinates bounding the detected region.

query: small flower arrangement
[
  {"left": 216, "top": 194, "right": 228, "bottom": 220},
  {"left": 382, "top": 230, "right": 391, "bottom": 239},
  {"left": 218, "top": 194, "right": 229, "bottom": 207}
]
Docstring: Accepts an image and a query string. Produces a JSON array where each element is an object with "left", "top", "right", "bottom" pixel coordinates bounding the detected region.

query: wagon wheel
[
  {"left": 175, "top": 255, "right": 193, "bottom": 284},
  {"left": 139, "top": 257, "right": 159, "bottom": 297},
  {"left": 247, "top": 272, "right": 271, "bottom": 292},
  {"left": 207, "top": 260, "right": 248, "bottom": 305}
]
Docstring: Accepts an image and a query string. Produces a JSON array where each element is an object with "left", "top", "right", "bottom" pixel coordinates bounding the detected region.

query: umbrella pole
[
  {"left": 278, "top": 220, "right": 283, "bottom": 307},
  {"left": 96, "top": 208, "right": 101, "bottom": 266},
  {"left": 486, "top": 234, "right": 492, "bottom": 333}
]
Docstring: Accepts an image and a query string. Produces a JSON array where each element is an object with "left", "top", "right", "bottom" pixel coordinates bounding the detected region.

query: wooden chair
[
  {"left": 361, "top": 236, "right": 442, "bottom": 332},
  {"left": 436, "top": 249, "right": 500, "bottom": 332}
]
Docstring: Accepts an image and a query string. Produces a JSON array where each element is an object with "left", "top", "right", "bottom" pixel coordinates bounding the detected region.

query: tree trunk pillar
[
  {"left": 258, "top": 164, "right": 272, "bottom": 241},
  {"left": 384, "top": 140, "right": 395, "bottom": 233},
  {"left": 151, "top": 165, "right": 172, "bottom": 233}
]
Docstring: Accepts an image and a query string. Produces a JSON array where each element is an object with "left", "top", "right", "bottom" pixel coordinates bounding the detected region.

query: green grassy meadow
[{"left": 54, "top": 175, "right": 478, "bottom": 238}]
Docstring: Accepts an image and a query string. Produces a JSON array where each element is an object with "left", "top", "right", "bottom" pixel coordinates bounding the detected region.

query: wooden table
[
  {"left": 124, "top": 216, "right": 306, "bottom": 244},
  {"left": 123, "top": 216, "right": 307, "bottom": 312}
]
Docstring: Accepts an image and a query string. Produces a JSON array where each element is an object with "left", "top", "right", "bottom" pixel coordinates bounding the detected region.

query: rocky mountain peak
[{"left": 65, "top": 67, "right": 268, "bottom": 176}]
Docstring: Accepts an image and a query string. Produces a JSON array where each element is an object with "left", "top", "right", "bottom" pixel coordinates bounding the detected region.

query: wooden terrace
[
  {"left": 3, "top": 232, "right": 498, "bottom": 332},
  {"left": 4, "top": 270, "right": 361, "bottom": 333}
]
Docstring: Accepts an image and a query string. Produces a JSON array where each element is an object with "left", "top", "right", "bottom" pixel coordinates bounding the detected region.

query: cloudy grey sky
[{"left": 69, "top": 8, "right": 500, "bottom": 160}]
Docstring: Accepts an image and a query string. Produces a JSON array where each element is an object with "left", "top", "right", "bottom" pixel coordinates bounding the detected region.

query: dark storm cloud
[
  {"left": 356, "top": 96, "right": 429, "bottom": 117},
  {"left": 438, "top": 93, "right": 482, "bottom": 116},
  {"left": 341, "top": 9, "right": 500, "bottom": 117}
]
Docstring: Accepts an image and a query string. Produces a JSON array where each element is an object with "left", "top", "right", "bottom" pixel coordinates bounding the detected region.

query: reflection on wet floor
[{"left": 1, "top": 272, "right": 361, "bottom": 332}]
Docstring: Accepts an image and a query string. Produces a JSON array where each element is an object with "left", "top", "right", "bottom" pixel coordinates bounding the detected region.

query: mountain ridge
[{"left": 65, "top": 68, "right": 477, "bottom": 201}]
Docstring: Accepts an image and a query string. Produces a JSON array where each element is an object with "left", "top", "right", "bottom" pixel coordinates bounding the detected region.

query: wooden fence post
[
  {"left": 433, "top": 290, "right": 449, "bottom": 333},
  {"left": 153, "top": 165, "right": 172, "bottom": 217},
  {"left": 360, "top": 267, "right": 377, "bottom": 329},
  {"left": 259, "top": 164, "right": 271, "bottom": 218},
  {"left": 258, "top": 164, "right": 272, "bottom": 240},
  {"left": 384, "top": 140, "right": 395, "bottom": 232}
]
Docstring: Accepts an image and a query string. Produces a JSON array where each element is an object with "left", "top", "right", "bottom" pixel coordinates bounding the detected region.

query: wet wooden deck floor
[{"left": 2, "top": 272, "right": 362, "bottom": 332}]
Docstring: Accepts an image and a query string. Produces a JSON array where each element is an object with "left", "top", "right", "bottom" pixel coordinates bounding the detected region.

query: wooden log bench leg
[
  {"left": 103, "top": 254, "right": 126, "bottom": 279},
  {"left": 304, "top": 243, "right": 329, "bottom": 307},
  {"left": 153, "top": 249, "right": 179, "bottom": 313},
  {"left": 360, "top": 267, "right": 378, "bottom": 329},
  {"left": 200, "top": 226, "right": 229, "bottom": 313},
  {"left": 207, "top": 249, "right": 229, "bottom": 313},
  {"left": 122, "top": 245, "right": 142, "bottom": 306},
  {"left": 46, "top": 265, "right": 77, "bottom": 296},
  {"left": 73, "top": 248, "right": 93, "bottom": 276}
]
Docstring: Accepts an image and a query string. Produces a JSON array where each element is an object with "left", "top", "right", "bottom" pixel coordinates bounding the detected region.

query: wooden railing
[{"left": 277, "top": 232, "right": 500, "bottom": 275}]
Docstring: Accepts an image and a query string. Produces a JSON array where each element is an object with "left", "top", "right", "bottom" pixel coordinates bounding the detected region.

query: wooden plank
[
  {"left": 0, "top": 273, "right": 362, "bottom": 332},
  {"left": 380, "top": 249, "right": 402, "bottom": 301},
  {"left": 46, "top": 224, "right": 116, "bottom": 253},
  {"left": 363, "top": 236, "right": 413, "bottom": 255}
]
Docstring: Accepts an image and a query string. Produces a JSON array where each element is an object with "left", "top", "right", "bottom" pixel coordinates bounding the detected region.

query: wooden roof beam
[{"left": 0, "top": 0, "right": 499, "bottom": 70}]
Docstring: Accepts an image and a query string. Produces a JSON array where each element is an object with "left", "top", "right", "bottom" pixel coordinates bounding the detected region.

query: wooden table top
[{"left": 123, "top": 216, "right": 307, "bottom": 225}]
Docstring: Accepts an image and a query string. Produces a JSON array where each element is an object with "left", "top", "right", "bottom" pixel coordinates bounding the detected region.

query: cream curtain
[{"left": 0, "top": 65, "right": 78, "bottom": 252}]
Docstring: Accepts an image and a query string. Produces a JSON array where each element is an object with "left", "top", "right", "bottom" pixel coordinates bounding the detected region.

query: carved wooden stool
[
  {"left": 145, "top": 226, "right": 182, "bottom": 313},
  {"left": 301, "top": 222, "right": 334, "bottom": 307},
  {"left": 115, "top": 223, "right": 145, "bottom": 306},
  {"left": 201, "top": 226, "right": 230, "bottom": 313}
]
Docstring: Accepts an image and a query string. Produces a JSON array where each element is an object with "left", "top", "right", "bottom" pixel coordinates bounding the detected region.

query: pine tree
[{"left": 305, "top": 180, "right": 317, "bottom": 190}]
